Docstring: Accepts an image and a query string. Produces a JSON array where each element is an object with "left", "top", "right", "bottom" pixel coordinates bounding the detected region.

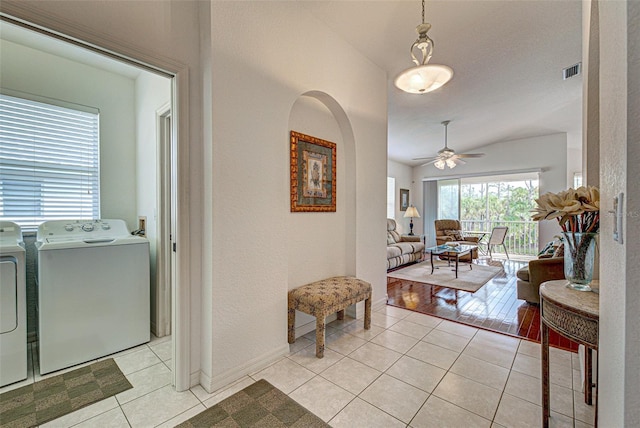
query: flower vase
[{"left": 563, "top": 232, "right": 597, "bottom": 291}]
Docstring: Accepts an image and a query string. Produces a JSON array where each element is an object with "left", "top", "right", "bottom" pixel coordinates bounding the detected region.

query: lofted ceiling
[
  {"left": 303, "top": 0, "right": 583, "bottom": 166},
  {"left": 1, "top": 1, "right": 583, "bottom": 169}
]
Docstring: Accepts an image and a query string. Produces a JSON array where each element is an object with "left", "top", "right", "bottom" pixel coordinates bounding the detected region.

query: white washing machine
[
  {"left": 36, "top": 219, "right": 150, "bottom": 374},
  {"left": 0, "top": 221, "right": 27, "bottom": 387}
]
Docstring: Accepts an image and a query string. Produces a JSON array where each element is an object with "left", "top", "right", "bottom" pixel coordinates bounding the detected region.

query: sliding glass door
[
  {"left": 426, "top": 172, "right": 539, "bottom": 256},
  {"left": 459, "top": 173, "right": 539, "bottom": 255}
]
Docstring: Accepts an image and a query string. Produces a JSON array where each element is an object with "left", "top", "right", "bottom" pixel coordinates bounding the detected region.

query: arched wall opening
[{"left": 287, "top": 91, "right": 357, "bottom": 335}]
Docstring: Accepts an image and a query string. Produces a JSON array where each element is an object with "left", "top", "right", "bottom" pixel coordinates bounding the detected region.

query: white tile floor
[{"left": 1, "top": 306, "right": 596, "bottom": 427}]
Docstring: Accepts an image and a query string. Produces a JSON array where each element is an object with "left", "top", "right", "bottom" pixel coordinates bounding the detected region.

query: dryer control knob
[
  {"left": 65, "top": 224, "right": 75, "bottom": 232},
  {"left": 82, "top": 223, "right": 95, "bottom": 232},
  {"left": 101, "top": 223, "right": 111, "bottom": 230}
]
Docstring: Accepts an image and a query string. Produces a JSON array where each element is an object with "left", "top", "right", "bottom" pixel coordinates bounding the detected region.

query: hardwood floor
[{"left": 386, "top": 256, "right": 579, "bottom": 352}]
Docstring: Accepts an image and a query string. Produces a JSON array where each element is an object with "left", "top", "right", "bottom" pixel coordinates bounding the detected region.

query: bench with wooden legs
[{"left": 288, "top": 276, "right": 372, "bottom": 358}]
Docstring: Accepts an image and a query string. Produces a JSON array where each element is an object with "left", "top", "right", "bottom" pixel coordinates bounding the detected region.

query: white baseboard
[
  {"left": 201, "top": 344, "right": 290, "bottom": 393},
  {"left": 344, "top": 297, "right": 387, "bottom": 319},
  {"left": 373, "top": 296, "right": 387, "bottom": 311},
  {"left": 191, "top": 370, "right": 203, "bottom": 389},
  {"left": 195, "top": 296, "right": 388, "bottom": 394}
]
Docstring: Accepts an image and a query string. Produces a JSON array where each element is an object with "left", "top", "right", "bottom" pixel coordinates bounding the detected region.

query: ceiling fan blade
[
  {"left": 413, "top": 156, "right": 438, "bottom": 161},
  {"left": 456, "top": 153, "right": 485, "bottom": 158},
  {"left": 420, "top": 159, "right": 439, "bottom": 166},
  {"left": 453, "top": 157, "right": 467, "bottom": 165}
]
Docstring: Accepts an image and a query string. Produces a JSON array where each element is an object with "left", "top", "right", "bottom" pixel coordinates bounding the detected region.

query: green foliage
[{"left": 461, "top": 180, "right": 540, "bottom": 255}]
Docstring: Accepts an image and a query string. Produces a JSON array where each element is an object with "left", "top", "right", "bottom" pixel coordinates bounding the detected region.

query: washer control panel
[
  {"left": 0, "top": 221, "right": 23, "bottom": 245},
  {"left": 37, "top": 219, "right": 130, "bottom": 242}
]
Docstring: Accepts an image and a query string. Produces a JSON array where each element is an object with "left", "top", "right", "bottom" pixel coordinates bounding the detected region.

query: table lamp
[{"left": 403, "top": 205, "right": 421, "bottom": 235}]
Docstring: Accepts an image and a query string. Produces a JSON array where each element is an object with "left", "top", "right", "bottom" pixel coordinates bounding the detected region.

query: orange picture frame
[{"left": 290, "top": 130, "right": 336, "bottom": 212}]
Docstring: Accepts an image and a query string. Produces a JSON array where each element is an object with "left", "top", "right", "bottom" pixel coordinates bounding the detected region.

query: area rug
[
  {"left": 387, "top": 260, "right": 502, "bottom": 293},
  {"left": 0, "top": 358, "right": 131, "bottom": 428},
  {"left": 177, "top": 379, "right": 329, "bottom": 428}
]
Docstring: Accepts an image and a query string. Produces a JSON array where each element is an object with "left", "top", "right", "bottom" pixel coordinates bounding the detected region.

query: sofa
[
  {"left": 434, "top": 219, "right": 480, "bottom": 261},
  {"left": 387, "top": 219, "right": 425, "bottom": 270}
]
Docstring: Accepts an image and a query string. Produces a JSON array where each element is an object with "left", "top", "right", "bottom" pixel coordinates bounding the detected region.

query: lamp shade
[{"left": 404, "top": 205, "right": 420, "bottom": 218}]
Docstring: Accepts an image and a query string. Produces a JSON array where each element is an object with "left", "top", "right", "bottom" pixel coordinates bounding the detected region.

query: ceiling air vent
[{"left": 563, "top": 62, "right": 582, "bottom": 80}]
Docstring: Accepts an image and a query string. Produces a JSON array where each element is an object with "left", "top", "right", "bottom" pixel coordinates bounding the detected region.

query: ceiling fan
[{"left": 413, "top": 120, "right": 485, "bottom": 169}]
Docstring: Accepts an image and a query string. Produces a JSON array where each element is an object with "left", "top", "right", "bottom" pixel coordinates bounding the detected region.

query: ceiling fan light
[
  {"left": 446, "top": 158, "right": 457, "bottom": 169},
  {"left": 394, "top": 64, "right": 453, "bottom": 94},
  {"left": 434, "top": 159, "right": 446, "bottom": 169}
]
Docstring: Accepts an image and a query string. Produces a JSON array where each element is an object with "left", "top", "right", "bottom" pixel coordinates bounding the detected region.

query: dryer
[
  {"left": 0, "top": 221, "right": 27, "bottom": 387},
  {"left": 36, "top": 219, "right": 150, "bottom": 374}
]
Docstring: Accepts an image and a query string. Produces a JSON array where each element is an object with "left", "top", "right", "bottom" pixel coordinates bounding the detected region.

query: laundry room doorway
[{"left": 0, "top": 15, "right": 190, "bottom": 391}]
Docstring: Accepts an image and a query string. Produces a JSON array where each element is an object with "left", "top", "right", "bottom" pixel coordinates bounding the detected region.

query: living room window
[
  {"left": 437, "top": 179, "right": 460, "bottom": 220},
  {"left": 386, "top": 177, "right": 395, "bottom": 218},
  {"left": 0, "top": 92, "right": 100, "bottom": 231}
]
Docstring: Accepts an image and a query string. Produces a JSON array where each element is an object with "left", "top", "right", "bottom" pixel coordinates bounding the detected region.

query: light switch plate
[{"left": 612, "top": 193, "right": 623, "bottom": 244}]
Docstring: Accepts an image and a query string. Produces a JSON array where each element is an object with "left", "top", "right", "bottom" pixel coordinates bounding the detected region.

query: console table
[{"left": 540, "top": 280, "right": 599, "bottom": 428}]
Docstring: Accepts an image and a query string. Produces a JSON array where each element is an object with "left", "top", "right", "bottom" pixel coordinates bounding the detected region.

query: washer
[
  {"left": 36, "top": 219, "right": 150, "bottom": 374},
  {"left": 0, "top": 221, "right": 27, "bottom": 387}
]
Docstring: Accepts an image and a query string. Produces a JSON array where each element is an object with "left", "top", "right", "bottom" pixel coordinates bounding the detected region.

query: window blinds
[{"left": 0, "top": 93, "right": 100, "bottom": 231}]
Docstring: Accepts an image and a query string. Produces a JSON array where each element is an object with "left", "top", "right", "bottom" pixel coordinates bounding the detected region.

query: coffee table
[{"left": 425, "top": 244, "right": 477, "bottom": 278}]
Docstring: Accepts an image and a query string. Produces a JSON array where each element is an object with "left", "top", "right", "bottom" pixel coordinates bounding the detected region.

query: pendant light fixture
[{"left": 394, "top": 0, "right": 453, "bottom": 94}]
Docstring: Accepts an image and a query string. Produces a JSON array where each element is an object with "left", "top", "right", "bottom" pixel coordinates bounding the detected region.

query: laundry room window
[{"left": 0, "top": 92, "right": 100, "bottom": 231}]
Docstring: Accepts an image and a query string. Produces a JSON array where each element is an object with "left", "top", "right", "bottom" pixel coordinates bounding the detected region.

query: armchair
[
  {"left": 434, "top": 219, "right": 479, "bottom": 260},
  {"left": 516, "top": 256, "right": 565, "bottom": 304}
]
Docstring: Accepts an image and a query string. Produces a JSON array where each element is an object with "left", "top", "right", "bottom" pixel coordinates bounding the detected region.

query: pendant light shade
[
  {"left": 394, "top": 64, "right": 453, "bottom": 94},
  {"left": 395, "top": 0, "right": 453, "bottom": 94}
]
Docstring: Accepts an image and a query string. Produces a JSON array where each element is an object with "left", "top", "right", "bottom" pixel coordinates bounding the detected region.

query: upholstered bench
[{"left": 288, "top": 276, "right": 372, "bottom": 358}]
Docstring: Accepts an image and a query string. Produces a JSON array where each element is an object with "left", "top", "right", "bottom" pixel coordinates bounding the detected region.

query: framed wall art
[
  {"left": 290, "top": 130, "right": 336, "bottom": 212},
  {"left": 400, "top": 188, "right": 409, "bottom": 211}
]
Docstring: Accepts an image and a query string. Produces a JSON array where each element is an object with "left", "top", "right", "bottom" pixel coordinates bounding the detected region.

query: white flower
[{"left": 532, "top": 186, "right": 600, "bottom": 233}]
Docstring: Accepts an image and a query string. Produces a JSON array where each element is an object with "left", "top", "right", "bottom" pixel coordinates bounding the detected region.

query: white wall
[
  {"left": 412, "top": 133, "right": 568, "bottom": 250},
  {"left": 206, "top": 1, "right": 387, "bottom": 391},
  {"left": 598, "top": 0, "right": 640, "bottom": 425},
  {"left": 0, "top": 39, "right": 138, "bottom": 227},
  {"left": 387, "top": 160, "right": 414, "bottom": 234},
  {"left": 135, "top": 72, "right": 172, "bottom": 336}
]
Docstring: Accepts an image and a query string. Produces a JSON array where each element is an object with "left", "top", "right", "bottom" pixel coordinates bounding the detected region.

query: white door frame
[
  {"left": 0, "top": 9, "right": 192, "bottom": 391},
  {"left": 156, "top": 105, "right": 172, "bottom": 338}
]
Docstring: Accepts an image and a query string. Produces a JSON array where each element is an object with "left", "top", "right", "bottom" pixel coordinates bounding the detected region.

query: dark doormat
[
  {"left": 0, "top": 358, "right": 132, "bottom": 428},
  {"left": 176, "top": 379, "right": 330, "bottom": 428}
]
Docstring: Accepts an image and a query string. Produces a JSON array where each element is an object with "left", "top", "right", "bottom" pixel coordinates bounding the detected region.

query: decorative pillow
[
  {"left": 444, "top": 229, "right": 463, "bottom": 241},
  {"left": 552, "top": 242, "right": 565, "bottom": 258},
  {"left": 387, "top": 232, "right": 396, "bottom": 245},
  {"left": 538, "top": 240, "right": 556, "bottom": 257}
]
